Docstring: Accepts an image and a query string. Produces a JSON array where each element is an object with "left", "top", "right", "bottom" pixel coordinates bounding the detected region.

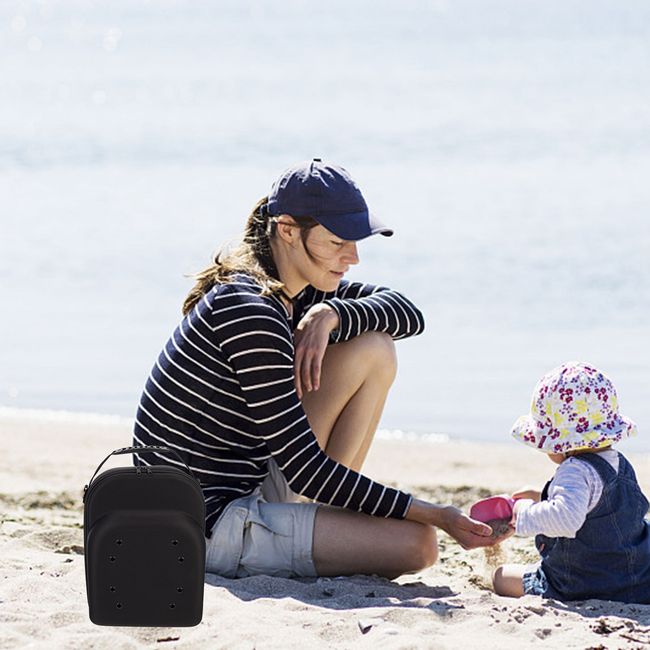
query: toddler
[{"left": 493, "top": 361, "right": 650, "bottom": 603}]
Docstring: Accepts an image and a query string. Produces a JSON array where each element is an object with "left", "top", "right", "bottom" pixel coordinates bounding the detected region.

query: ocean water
[{"left": 2, "top": 0, "right": 650, "bottom": 450}]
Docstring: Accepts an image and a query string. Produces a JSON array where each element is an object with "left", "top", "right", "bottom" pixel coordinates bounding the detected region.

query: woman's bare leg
[
  {"left": 300, "top": 331, "right": 437, "bottom": 578},
  {"left": 301, "top": 331, "right": 397, "bottom": 472},
  {"left": 312, "top": 505, "right": 437, "bottom": 578},
  {"left": 492, "top": 564, "right": 526, "bottom": 597}
]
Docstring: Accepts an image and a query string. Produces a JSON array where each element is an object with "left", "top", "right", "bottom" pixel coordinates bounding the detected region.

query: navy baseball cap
[{"left": 266, "top": 159, "right": 393, "bottom": 241}]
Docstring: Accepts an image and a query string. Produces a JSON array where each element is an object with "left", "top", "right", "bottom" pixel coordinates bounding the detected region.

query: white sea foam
[
  {"left": 376, "top": 429, "right": 449, "bottom": 444},
  {"left": 0, "top": 406, "right": 132, "bottom": 427},
  {"left": 0, "top": 406, "right": 446, "bottom": 444}
]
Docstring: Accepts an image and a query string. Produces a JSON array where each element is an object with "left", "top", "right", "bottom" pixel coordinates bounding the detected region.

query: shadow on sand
[{"left": 205, "top": 572, "right": 463, "bottom": 615}]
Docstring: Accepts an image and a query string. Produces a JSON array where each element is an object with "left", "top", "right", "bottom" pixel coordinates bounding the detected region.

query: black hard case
[{"left": 83, "top": 445, "right": 206, "bottom": 626}]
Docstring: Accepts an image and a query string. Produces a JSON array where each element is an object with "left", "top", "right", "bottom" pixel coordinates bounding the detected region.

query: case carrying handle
[{"left": 83, "top": 445, "right": 198, "bottom": 502}]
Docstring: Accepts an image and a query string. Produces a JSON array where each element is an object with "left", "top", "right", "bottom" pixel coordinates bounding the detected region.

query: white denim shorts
[{"left": 205, "top": 458, "right": 319, "bottom": 578}]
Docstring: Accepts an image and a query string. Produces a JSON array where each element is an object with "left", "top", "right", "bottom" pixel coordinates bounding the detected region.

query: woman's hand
[
  {"left": 293, "top": 303, "right": 339, "bottom": 400},
  {"left": 406, "top": 499, "right": 495, "bottom": 549},
  {"left": 437, "top": 505, "right": 497, "bottom": 549}
]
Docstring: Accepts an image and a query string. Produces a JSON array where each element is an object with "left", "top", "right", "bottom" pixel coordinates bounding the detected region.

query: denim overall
[{"left": 535, "top": 452, "right": 650, "bottom": 603}]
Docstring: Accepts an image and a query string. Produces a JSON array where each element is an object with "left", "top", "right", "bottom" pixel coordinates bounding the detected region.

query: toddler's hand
[
  {"left": 509, "top": 497, "right": 535, "bottom": 531},
  {"left": 511, "top": 486, "right": 541, "bottom": 502}
]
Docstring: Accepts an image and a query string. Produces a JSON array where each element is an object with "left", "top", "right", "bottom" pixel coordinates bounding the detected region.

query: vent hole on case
[
  {"left": 177, "top": 587, "right": 184, "bottom": 592},
  {"left": 115, "top": 539, "right": 123, "bottom": 545},
  {"left": 109, "top": 556, "right": 116, "bottom": 562},
  {"left": 178, "top": 556, "right": 184, "bottom": 562},
  {"left": 109, "top": 586, "right": 116, "bottom": 592},
  {"left": 169, "top": 603, "right": 176, "bottom": 609},
  {"left": 171, "top": 539, "right": 179, "bottom": 545},
  {"left": 116, "top": 603, "right": 123, "bottom": 609}
]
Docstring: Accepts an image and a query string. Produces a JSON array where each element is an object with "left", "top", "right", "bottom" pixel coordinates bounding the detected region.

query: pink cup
[{"left": 469, "top": 495, "right": 515, "bottom": 523}]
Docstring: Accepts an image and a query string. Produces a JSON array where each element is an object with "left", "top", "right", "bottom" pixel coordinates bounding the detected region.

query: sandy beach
[{"left": 2, "top": 410, "right": 650, "bottom": 649}]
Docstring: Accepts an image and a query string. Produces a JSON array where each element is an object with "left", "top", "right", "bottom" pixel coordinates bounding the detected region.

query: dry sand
[{"left": 2, "top": 410, "right": 650, "bottom": 649}]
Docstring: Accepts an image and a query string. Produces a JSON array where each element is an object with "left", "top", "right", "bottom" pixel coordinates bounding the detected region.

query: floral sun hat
[{"left": 511, "top": 361, "right": 637, "bottom": 454}]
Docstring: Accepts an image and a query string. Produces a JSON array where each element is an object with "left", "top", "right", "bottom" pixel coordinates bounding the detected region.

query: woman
[{"left": 133, "top": 159, "right": 494, "bottom": 580}]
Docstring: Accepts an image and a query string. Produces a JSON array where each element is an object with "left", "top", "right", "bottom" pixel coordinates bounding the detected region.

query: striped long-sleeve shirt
[{"left": 132, "top": 272, "right": 425, "bottom": 537}]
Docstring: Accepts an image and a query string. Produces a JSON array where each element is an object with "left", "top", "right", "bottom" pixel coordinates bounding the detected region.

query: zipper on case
[
  {"left": 83, "top": 466, "right": 203, "bottom": 504},
  {"left": 83, "top": 467, "right": 206, "bottom": 534}
]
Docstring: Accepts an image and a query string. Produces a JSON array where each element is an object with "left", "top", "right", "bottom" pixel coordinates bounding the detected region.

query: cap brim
[{"left": 315, "top": 211, "right": 393, "bottom": 241}]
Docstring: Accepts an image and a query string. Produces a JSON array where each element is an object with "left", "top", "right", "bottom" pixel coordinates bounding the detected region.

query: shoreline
[
  {"left": 3, "top": 402, "right": 649, "bottom": 452},
  {"left": 2, "top": 404, "right": 649, "bottom": 497},
  {"left": 2, "top": 411, "right": 650, "bottom": 648}
]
